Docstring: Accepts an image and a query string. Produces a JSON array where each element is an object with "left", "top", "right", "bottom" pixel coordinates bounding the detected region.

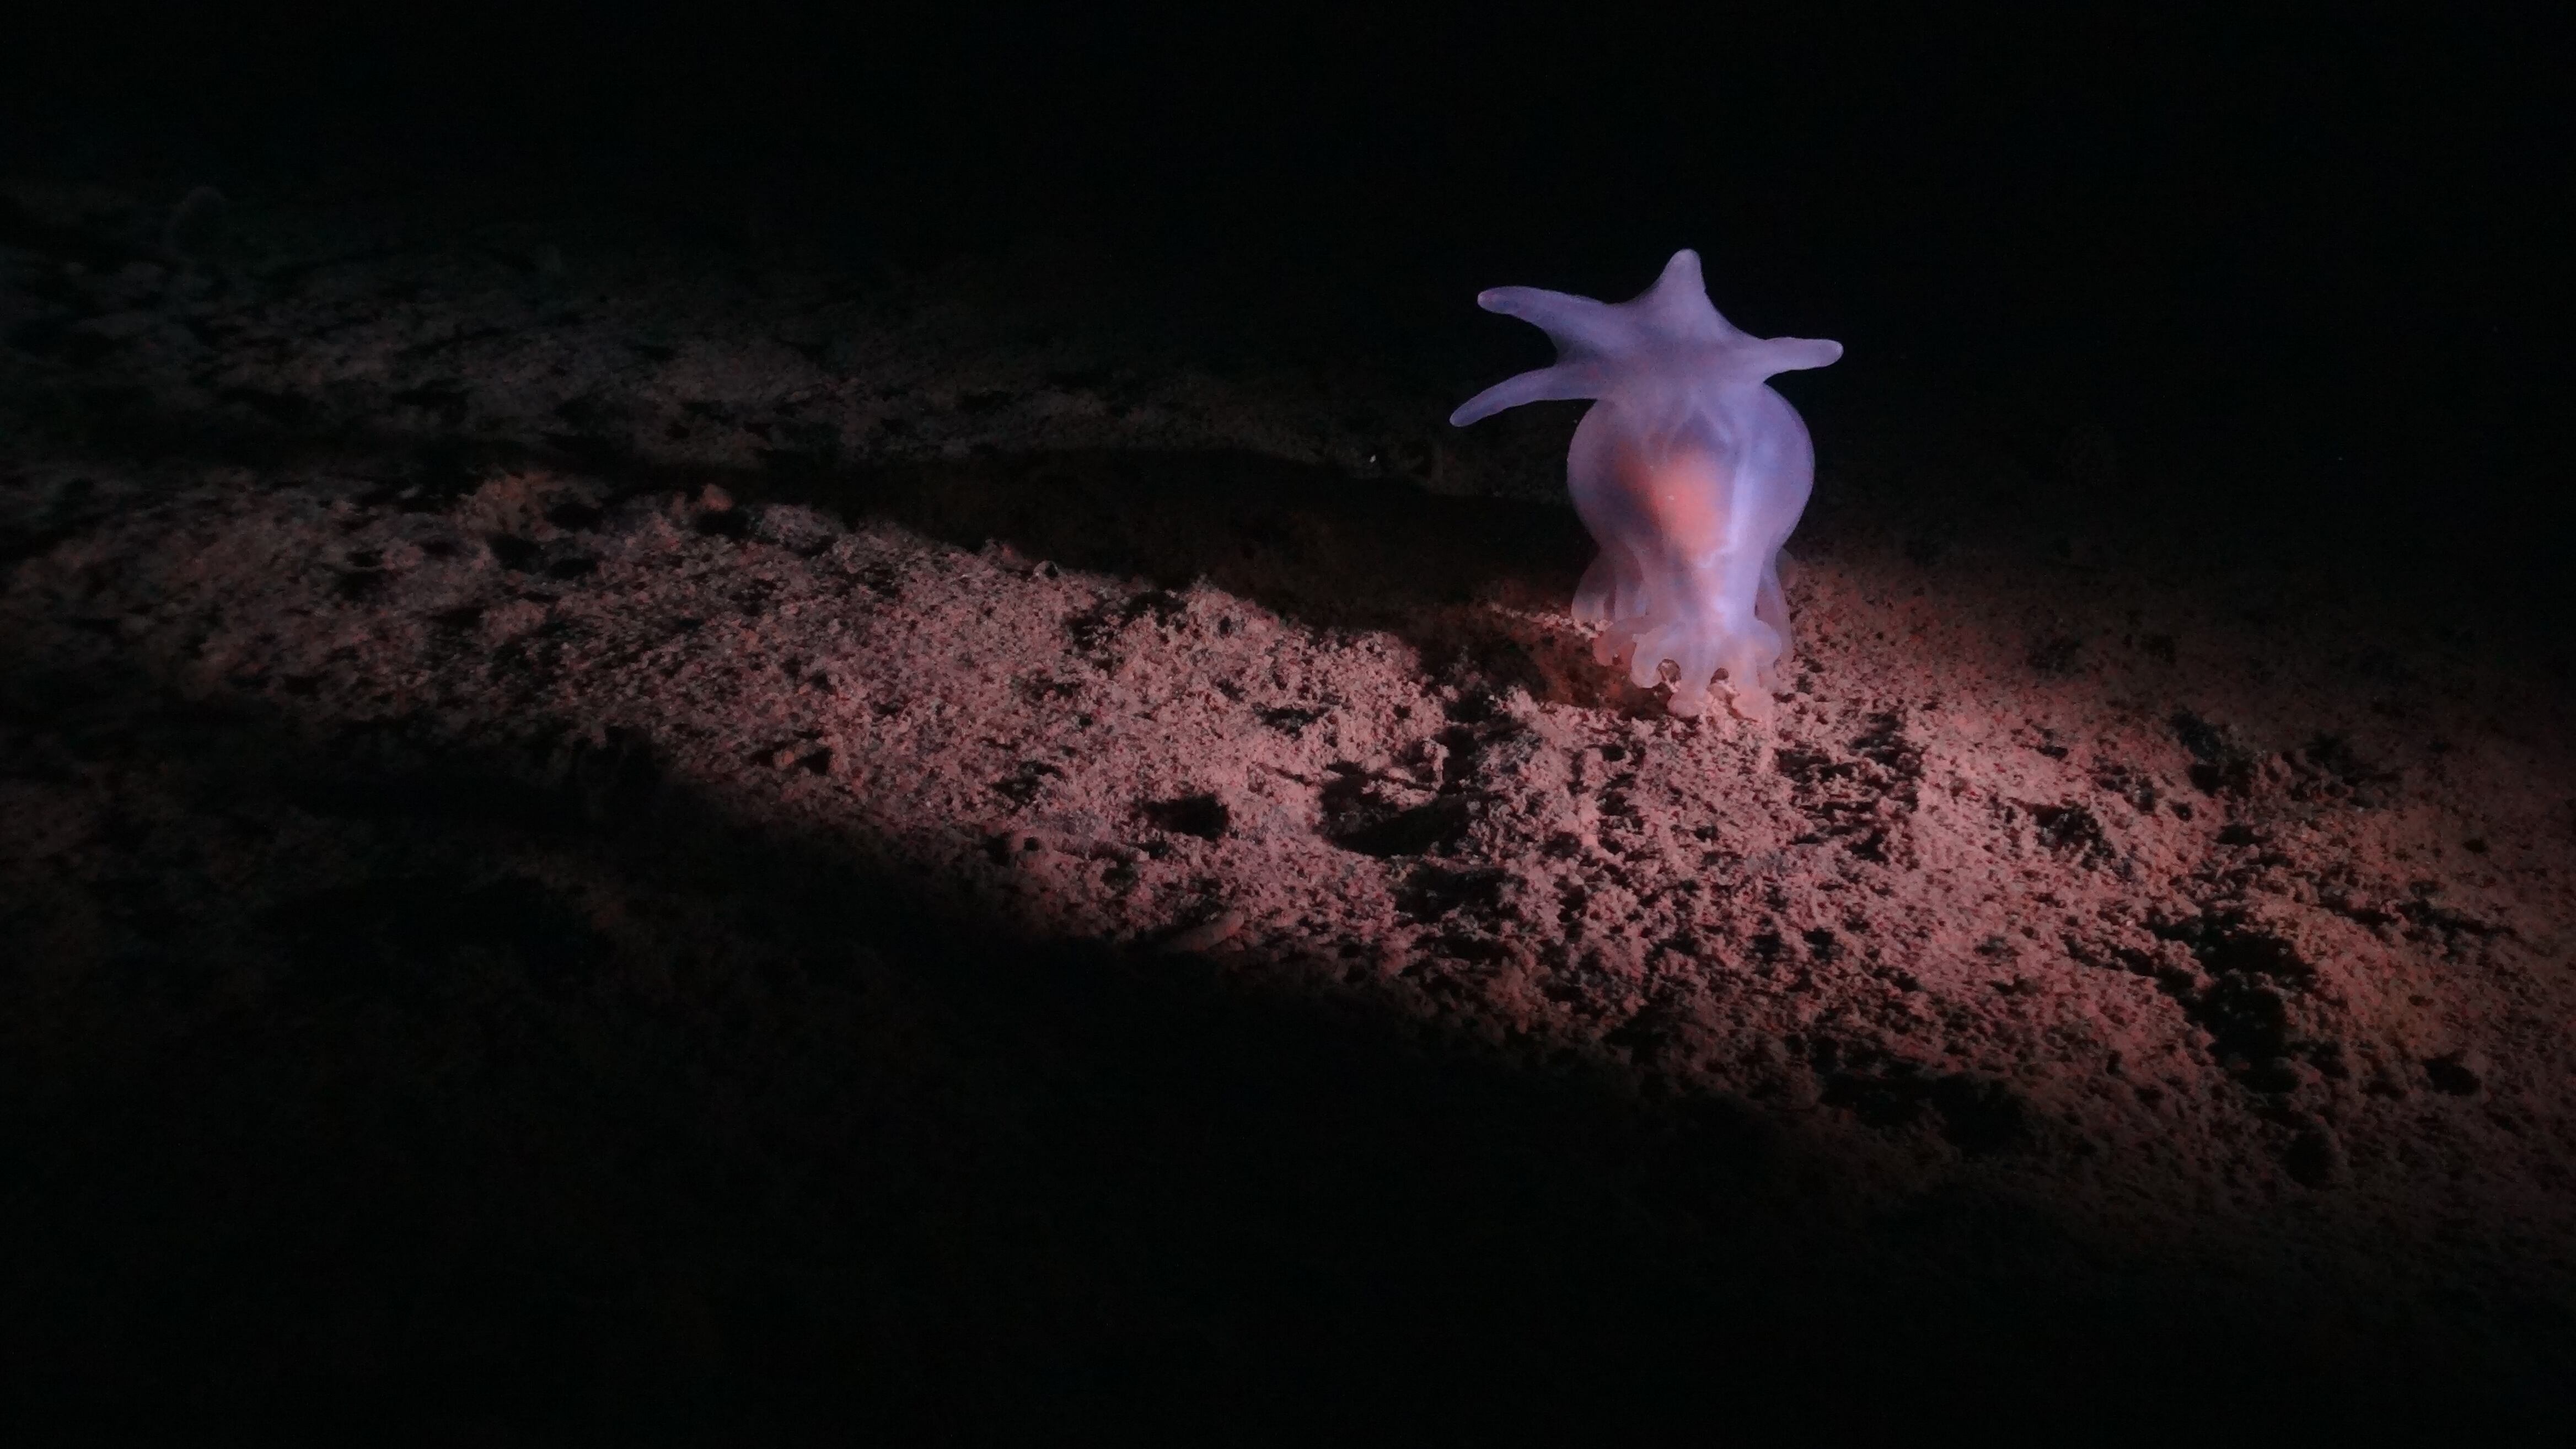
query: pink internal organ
[{"left": 1573, "top": 443, "right": 1789, "bottom": 721}]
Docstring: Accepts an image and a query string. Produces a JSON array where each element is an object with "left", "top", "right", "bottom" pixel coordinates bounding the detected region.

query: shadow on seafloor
[{"left": 1, "top": 635, "right": 2568, "bottom": 1439}]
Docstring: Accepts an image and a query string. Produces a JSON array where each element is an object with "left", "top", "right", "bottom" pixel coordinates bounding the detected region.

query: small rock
[
  {"left": 2284, "top": 1124, "right": 2349, "bottom": 1188},
  {"left": 1161, "top": 909, "right": 1246, "bottom": 956}
]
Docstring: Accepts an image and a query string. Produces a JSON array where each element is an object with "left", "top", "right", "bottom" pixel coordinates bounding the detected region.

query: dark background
[
  {"left": 6, "top": 3, "right": 2575, "bottom": 1434},
  {"left": 9, "top": 2, "right": 2569, "bottom": 589}
]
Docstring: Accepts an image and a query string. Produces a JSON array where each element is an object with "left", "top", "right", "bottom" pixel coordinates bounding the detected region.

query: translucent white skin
[{"left": 1451, "top": 249, "right": 1840, "bottom": 722}]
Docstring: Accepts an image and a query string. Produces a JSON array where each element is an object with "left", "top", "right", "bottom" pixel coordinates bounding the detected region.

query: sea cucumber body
[
  {"left": 1566, "top": 379, "right": 1811, "bottom": 719},
  {"left": 1449, "top": 249, "right": 1837, "bottom": 721}
]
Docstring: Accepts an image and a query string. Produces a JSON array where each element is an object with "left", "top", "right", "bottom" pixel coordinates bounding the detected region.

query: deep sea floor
[{"left": 4, "top": 179, "right": 2572, "bottom": 1435}]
